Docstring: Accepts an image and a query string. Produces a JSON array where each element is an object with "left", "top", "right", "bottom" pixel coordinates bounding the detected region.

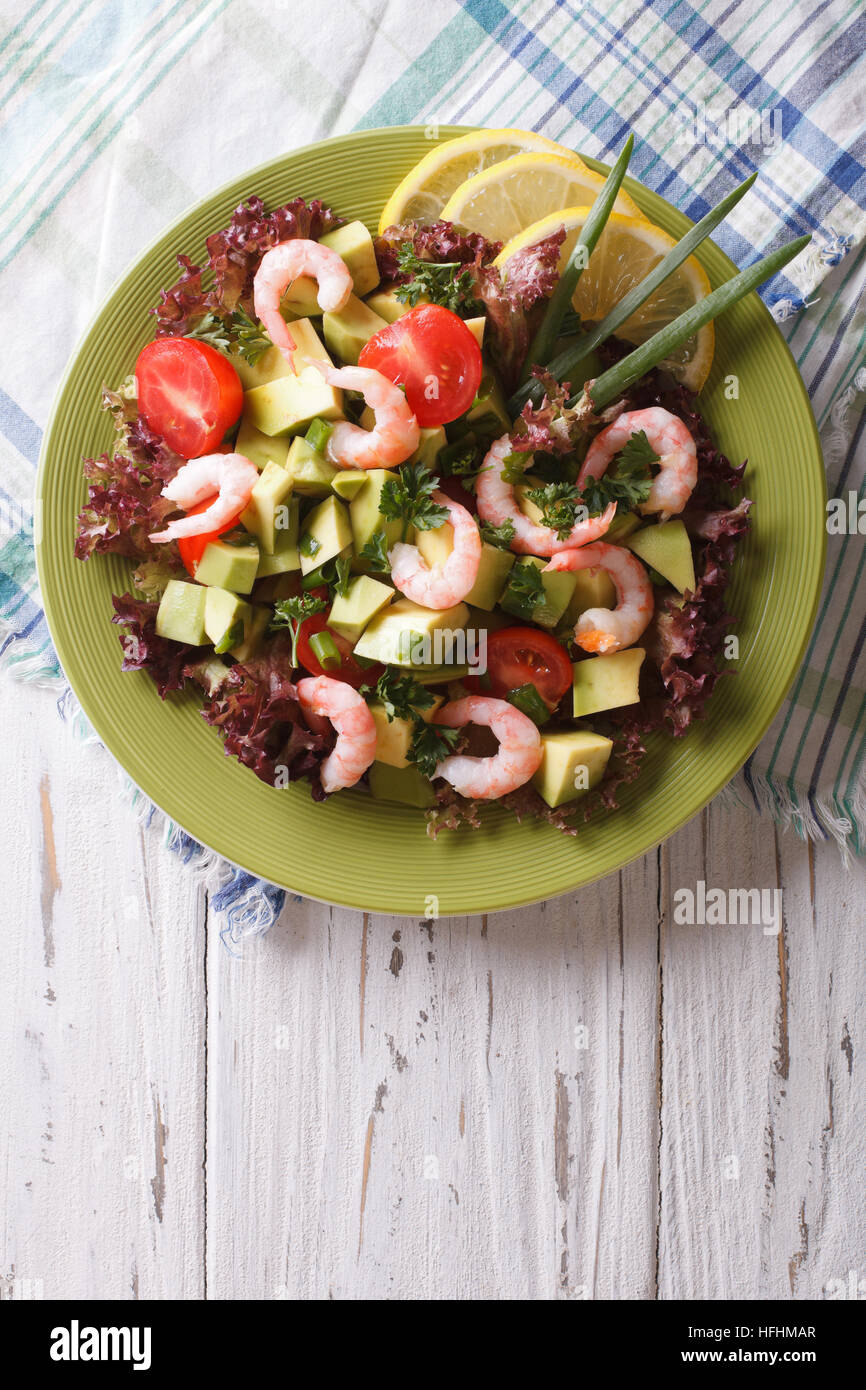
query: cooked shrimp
[
  {"left": 475, "top": 434, "right": 616, "bottom": 556},
  {"left": 252, "top": 239, "right": 353, "bottom": 368},
  {"left": 433, "top": 696, "right": 543, "bottom": 799},
  {"left": 149, "top": 453, "right": 259, "bottom": 542},
  {"left": 545, "top": 541, "right": 654, "bottom": 653},
  {"left": 579, "top": 407, "right": 697, "bottom": 520},
  {"left": 296, "top": 676, "right": 378, "bottom": 795},
  {"left": 388, "top": 493, "right": 481, "bottom": 609},
  {"left": 315, "top": 364, "right": 420, "bottom": 468}
]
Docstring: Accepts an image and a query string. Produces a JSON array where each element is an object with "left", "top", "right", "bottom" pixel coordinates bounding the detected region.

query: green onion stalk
[{"left": 509, "top": 170, "right": 760, "bottom": 416}]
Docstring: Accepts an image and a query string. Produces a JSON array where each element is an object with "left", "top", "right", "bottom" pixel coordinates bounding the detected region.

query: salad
[{"left": 75, "top": 130, "right": 806, "bottom": 836}]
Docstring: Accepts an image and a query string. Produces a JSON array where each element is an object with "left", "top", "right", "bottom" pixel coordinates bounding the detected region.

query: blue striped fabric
[{"left": 1, "top": 0, "right": 864, "bottom": 914}]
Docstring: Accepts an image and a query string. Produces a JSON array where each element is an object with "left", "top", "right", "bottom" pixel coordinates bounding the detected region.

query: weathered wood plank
[
  {"left": 656, "top": 799, "right": 865, "bottom": 1299},
  {"left": 761, "top": 832, "right": 866, "bottom": 1298},
  {"left": 0, "top": 680, "right": 206, "bottom": 1300},
  {"left": 204, "top": 853, "right": 661, "bottom": 1299}
]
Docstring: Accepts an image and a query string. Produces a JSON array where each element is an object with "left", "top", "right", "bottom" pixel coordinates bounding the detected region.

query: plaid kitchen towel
[{"left": 2, "top": 0, "right": 865, "bottom": 937}]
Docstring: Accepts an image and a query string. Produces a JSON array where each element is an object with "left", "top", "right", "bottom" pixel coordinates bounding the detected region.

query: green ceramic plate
[{"left": 36, "top": 125, "right": 825, "bottom": 916}]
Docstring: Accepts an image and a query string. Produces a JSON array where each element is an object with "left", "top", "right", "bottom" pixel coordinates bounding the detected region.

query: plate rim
[{"left": 35, "top": 124, "right": 827, "bottom": 915}]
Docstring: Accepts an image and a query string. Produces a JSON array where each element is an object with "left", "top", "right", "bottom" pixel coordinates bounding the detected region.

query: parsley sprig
[
  {"left": 409, "top": 722, "right": 462, "bottom": 778},
  {"left": 360, "top": 665, "right": 460, "bottom": 779},
  {"left": 187, "top": 307, "right": 273, "bottom": 367},
  {"left": 394, "top": 245, "right": 481, "bottom": 315},
  {"left": 379, "top": 463, "right": 449, "bottom": 541},
  {"left": 580, "top": 429, "right": 656, "bottom": 515},
  {"left": 500, "top": 449, "right": 532, "bottom": 484},
  {"left": 503, "top": 562, "right": 545, "bottom": 617},
  {"left": 362, "top": 667, "right": 435, "bottom": 723},
  {"left": 479, "top": 518, "right": 516, "bottom": 550},
  {"left": 359, "top": 532, "right": 391, "bottom": 572},
  {"left": 270, "top": 593, "right": 327, "bottom": 668},
  {"left": 526, "top": 481, "right": 588, "bottom": 540}
]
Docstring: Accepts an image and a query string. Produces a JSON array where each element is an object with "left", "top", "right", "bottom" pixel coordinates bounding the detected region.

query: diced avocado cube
[
  {"left": 229, "top": 604, "right": 271, "bottom": 662},
  {"left": 231, "top": 319, "right": 334, "bottom": 390},
  {"left": 240, "top": 462, "right": 295, "bottom": 553},
  {"left": 243, "top": 366, "right": 343, "bottom": 439},
  {"left": 280, "top": 276, "right": 323, "bottom": 320},
  {"left": 285, "top": 317, "right": 334, "bottom": 371},
  {"left": 255, "top": 517, "right": 301, "bottom": 577},
  {"left": 559, "top": 565, "right": 616, "bottom": 631},
  {"left": 203, "top": 588, "right": 252, "bottom": 653},
  {"left": 626, "top": 520, "right": 696, "bottom": 595},
  {"left": 194, "top": 538, "right": 260, "bottom": 594},
  {"left": 320, "top": 221, "right": 380, "bottom": 296},
  {"left": 155, "top": 580, "right": 207, "bottom": 646},
  {"left": 465, "top": 604, "right": 511, "bottom": 634},
  {"left": 328, "top": 575, "right": 394, "bottom": 644},
  {"left": 285, "top": 436, "right": 338, "bottom": 495},
  {"left": 412, "top": 664, "right": 470, "bottom": 684},
  {"left": 235, "top": 415, "right": 290, "bottom": 472},
  {"left": 415, "top": 522, "right": 453, "bottom": 571},
  {"left": 572, "top": 649, "right": 645, "bottom": 718},
  {"left": 408, "top": 425, "right": 447, "bottom": 470},
  {"left": 464, "top": 542, "right": 515, "bottom": 610},
  {"left": 532, "top": 729, "right": 613, "bottom": 808},
  {"left": 603, "top": 510, "right": 641, "bottom": 544},
  {"left": 354, "top": 597, "right": 469, "bottom": 667},
  {"left": 230, "top": 344, "right": 293, "bottom": 393},
  {"left": 299, "top": 495, "right": 353, "bottom": 575},
  {"left": 464, "top": 315, "right": 485, "bottom": 348},
  {"left": 368, "top": 761, "right": 436, "bottom": 809},
  {"left": 364, "top": 285, "right": 414, "bottom": 322},
  {"left": 464, "top": 371, "right": 511, "bottom": 437},
  {"left": 323, "top": 293, "right": 388, "bottom": 365},
  {"left": 331, "top": 470, "right": 369, "bottom": 501},
  {"left": 500, "top": 556, "right": 577, "bottom": 629},
  {"left": 253, "top": 573, "right": 299, "bottom": 603},
  {"left": 349, "top": 467, "right": 403, "bottom": 553},
  {"left": 369, "top": 695, "right": 443, "bottom": 769},
  {"left": 514, "top": 474, "right": 547, "bottom": 526}
]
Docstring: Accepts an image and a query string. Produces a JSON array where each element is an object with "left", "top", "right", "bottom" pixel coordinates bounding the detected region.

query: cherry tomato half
[
  {"left": 467, "top": 627, "right": 573, "bottom": 708},
  {"left": 135, "top": 337, "right": 243, "bottom": 458},
  {"left": 359, "top": 303, "right": 483, "bottom": 428},
  {"left": 176, "top": 498, "right": 243, "bottom": 577},
  {"left": 297, "top": 609, "right": 383, "bottom": 689}
]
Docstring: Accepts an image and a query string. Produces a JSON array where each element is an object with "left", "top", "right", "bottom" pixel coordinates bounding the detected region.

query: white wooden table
[{"left": 2, "top": 669, "right": 863, "bottom": 1302}]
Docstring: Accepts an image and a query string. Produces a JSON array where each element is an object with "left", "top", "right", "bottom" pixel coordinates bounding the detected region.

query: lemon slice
[
  {"left": 496, "top": 208, "right": 714, "bottom": 391},
  {"left": 439, "top": 152, "right": 643, "bottom": 242},
  {"left": 378, "top": 127, "right": 581, "bottom": 233}
]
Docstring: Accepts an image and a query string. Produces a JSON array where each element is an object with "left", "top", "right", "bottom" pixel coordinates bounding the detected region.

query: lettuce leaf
[
  {"left": 154, "top": 195, "right": 343, "bottom": 334},
  {"left": 199, "top": 635, "right": 331, "bottom": 795},
  {"left": 75, "top": 384, "right": 184, "bottom": 561},
  {"left": 510, "top": 366, "right": 591, "bottom": 456},
  {"left": 205, "top": 194, "right": 343, "bottom": 313},
  {"left": 111, "top": 593, "right": 195, "bottom": 699},
  {"left": 374, "top": 219, "right": 500, "bottom": 283},
  {"left": 75, "top": 453, "right": 179, "bottom": 561}
]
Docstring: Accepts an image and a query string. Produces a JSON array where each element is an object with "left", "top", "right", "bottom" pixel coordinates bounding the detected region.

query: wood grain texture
[{"left": 1, "top": 674, "right": 863, "bottom": 1300}]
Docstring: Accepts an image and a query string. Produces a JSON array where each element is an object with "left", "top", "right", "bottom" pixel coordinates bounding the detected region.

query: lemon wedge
[
  {"left": 378, "top": 127, "right": 582, "bottom": 233},
  {"left": 496, "top": 208, "right": 714, "bottom": 391},
  {"left": 439, "top": 152, "right": 643, "bottom": 241}
]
